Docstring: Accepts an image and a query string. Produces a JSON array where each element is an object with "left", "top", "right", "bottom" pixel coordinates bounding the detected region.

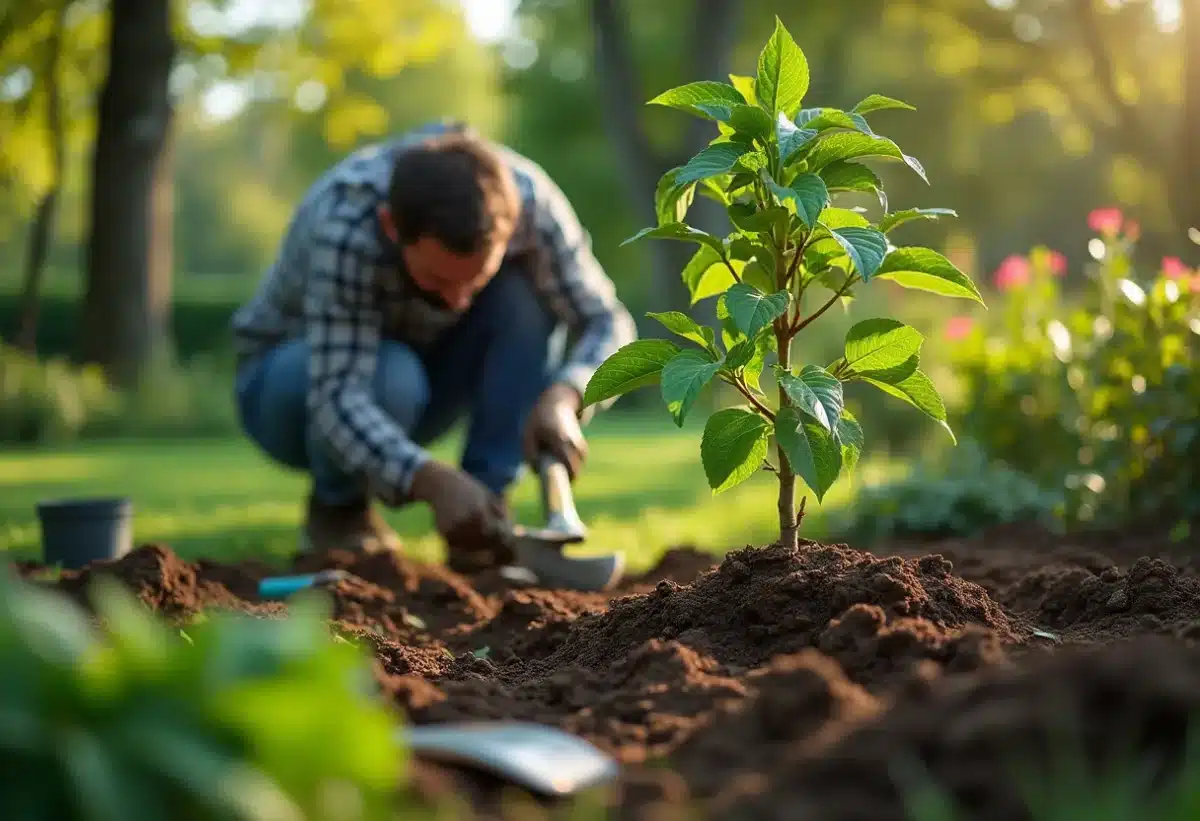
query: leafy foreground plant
[
  {"left": 583, "top": 18, "right": 985, "bottom": 548},
  {"left": 0, "top": 567, "right": 404, "bottom": 821}
]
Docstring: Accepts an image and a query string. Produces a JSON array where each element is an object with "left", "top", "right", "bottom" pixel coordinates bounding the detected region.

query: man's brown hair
[{"left": 387, "top": 132, "right": 521, "bottom": 255}]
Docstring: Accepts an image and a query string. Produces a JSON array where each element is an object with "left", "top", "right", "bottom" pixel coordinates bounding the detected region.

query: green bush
[
  {"left": 0, "top": 291, "right": 245, "bottom": 364},
  {"left": 0, "top": 343, "right": 240, "bottom": 443},
  {"left": 946, "top": 212, "right": 1200, "bottom": 528},
  {"left": 0, "top": 566, "right": 406, "bottom": 821},
  {"left": 835, "top": 439, "right": 1061, "bottom": 543}
]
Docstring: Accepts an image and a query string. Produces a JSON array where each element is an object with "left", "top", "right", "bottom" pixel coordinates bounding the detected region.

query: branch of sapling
[
  {"left": 792, "top": 272, "right": 858, "bottom": 334},
  {"left": 721, "top": 372, "right": 775, "bottom": 420}
]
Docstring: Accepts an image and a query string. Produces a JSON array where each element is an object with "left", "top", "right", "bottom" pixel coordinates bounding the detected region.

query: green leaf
[
  {"left": 724, "top": 327, "right": 771, "bottom": 372},
  {"left": 647, "top": 311, "right": 716, "bottom": 351},
  {"left": 697, "top": 177, "right": 732, "bottom": 205},
  {"left": 701, "top": 407, "right": 771, "bottom": 493},
  {"left": 802, "top": 132, "right": 928, "bottom": 184},
  {"left": 695, "top": 103, "right": 733, "bottom": 121},
  {"left": 820, "top": 160, "right": 885, "bottom": 204},
  {"left": 769, "top": 173, "right": 828, "bottom": 229},
  {"left": 682, "top": 246, "right": 742, "bottom": 303},
  {"left": 729, "top": 73, "right": 756, "bottom": 105},
  {"left": 778, "top": 364, "right": 844, "bottom": 432},
  {"left": 661, "top": 350, "right": 723, "bottom": 427},
  {"left": 860, "top": 368, "right": 956, "bottom": 443},
  {"left": 648, "top": 81, "right": 746, "bottom": 118},
  {"left": 843, "top": 318, "right": 925, "bottom": 377},
  {"left": 828, "top": 226, "right": 888, "bottom": 280},
  {"left": 878, "top": 207, "right": 958, "bottom": 234},
  {"left": 735, "top": 150, "right": 770, "bottom": 173},
  {"left": 622, "top": 222, "right": 725, "bottom": 255},
  {"left": 583, "top": 339, "right": 680, "bottom": 407},
  {"left": 776, "top": 113, "right": 818, "bottom": 165},
  {"left": 730, "top": 104, "right": 773, "bottom": 138},
  {"left": 818, "top": 207, "right": 872, "bottom": 229},
  {"left": 725, "top": 283, "right": 790, "bottom": 338},
  {"left": 873, "top": 247, "right": 985, "bottom": 304},
  {"left": 800, "top": 108, "right": 874, "bottom": 135},
  {"left": 774, "top": 407, "right": 842, "bottom": 502},
  {"left": 729, "top": 203, "right": 790, "bottom": 236},
  {"left": 741, "top": 259, "right": 776, "bottom": 295},
  {"left": 756, "top": 17, "right": 810, "bottom": 118},
  {"left": 677, "top": 142, "right": 752, "bottom": 184},
  {"left": 654, "top": 167, "right": 697, "bottom": 226},
  {"left": 836, "top": 409, "right": 865, "bottom": 474},
  {"left": 852, "top": 94, "right": 915, "bottom": 114}
]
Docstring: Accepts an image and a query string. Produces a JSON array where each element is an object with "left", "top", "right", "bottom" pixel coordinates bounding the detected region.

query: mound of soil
[
  {"left": 12, "top": 520, "right": 1200, "bottom": 820},
  {"left": 733, "top": 636, "right": 1200, "bottom": 821}
]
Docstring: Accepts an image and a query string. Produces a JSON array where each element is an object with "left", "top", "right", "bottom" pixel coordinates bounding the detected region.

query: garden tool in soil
[
  {"left": 397, "top": 721, "right": 619, "bottom": 797},
  {"left": 258, "top": 569, "right": 349, "bottom": 599},
  {"left": 498, "top": 452, "right": 625, "bottom": 592}
]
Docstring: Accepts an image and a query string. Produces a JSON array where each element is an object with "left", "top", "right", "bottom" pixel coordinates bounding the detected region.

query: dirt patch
[
  {"left": 731, "top": 636, "right": 1200, "bottom": 821},
  {"left": 532, "top": 543, "right": 1015, "bottom": 692},
  {"left": 12, "top": 521, "right": 1200, "bottom": 819}
]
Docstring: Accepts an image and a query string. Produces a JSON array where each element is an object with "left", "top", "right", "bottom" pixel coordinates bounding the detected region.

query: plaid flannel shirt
[{"left": 230, "top": 122, "right": 636, "bottom": 504}]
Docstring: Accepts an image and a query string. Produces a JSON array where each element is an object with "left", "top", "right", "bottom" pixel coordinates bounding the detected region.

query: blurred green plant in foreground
[
  {"left": 0, "top": 567, "right": 405, "bottom": 821},
  {"left": 947, "top": 211, "right": 1200, "bottom": 531}
]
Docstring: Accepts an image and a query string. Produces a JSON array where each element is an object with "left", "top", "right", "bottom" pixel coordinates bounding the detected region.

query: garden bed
[{"left": 17, "top": 523, "right": 1200, "bottom": 820}]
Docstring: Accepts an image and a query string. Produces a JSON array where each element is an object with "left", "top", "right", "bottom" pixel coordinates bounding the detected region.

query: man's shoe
[{"left": 299, "top": 495, "right": 402, "bottom": 555}]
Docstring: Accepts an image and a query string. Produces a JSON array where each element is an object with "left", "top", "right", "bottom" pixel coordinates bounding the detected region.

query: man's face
[{"left": 379, "top": 205, "right": 507, "bottom": 312}]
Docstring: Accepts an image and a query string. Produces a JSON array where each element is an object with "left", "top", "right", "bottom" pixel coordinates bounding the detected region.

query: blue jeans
[{"left": 234, "top": 266, "right": 558, "bottom": 506}]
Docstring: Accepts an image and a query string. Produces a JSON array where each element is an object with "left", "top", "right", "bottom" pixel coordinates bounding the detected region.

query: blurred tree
[
  {"left": 11, "top": 0, "right": 67, "bottom": 353},
  {"left": 0, "top": 0, "right": 458, "bottom": 385},
  {"left": 893, "top": 0, "right": 1194, "bottom": 237}
]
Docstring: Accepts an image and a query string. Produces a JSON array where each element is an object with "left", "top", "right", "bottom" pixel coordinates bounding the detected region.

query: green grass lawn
[{"left": 0, "top": 412, "right": 901, "bottom": 573}]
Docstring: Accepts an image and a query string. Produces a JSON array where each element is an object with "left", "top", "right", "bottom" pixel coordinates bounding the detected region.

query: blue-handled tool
[{"left": 258, "top": 569, "right": 349, "bottom": 599}]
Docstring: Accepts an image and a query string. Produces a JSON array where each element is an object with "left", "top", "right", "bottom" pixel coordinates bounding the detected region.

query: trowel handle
[{"left": 536, "top": 452, "right": 587, "bottom": 539}]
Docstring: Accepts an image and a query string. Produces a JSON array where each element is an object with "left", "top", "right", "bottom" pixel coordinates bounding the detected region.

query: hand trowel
[
  {"left": 498, "top": 452, "right": 624, "bottom": 592},
  {"left": 400, "top": 721, "right": 619, "bottom": 797}
]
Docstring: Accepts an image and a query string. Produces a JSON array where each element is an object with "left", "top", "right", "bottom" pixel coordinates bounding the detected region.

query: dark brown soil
[{"left": 15, "top": 521, "right": 1200, "bottom": 821}]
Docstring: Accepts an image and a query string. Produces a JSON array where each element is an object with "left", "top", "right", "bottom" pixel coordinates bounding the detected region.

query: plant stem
[
  {"left": 724, "top": 374, "right": 774, "bottom": 420},
  {"left": 775, "top": 325, "right": 799, "bottom": 549},
  {"left": 792, "top": 273, "right": 858, "bottom": 334}
]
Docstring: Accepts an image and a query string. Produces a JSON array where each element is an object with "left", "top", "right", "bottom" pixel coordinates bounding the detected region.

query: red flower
[
  {"left": 1088, "top": 207, "right": 1123, "bottom": 236},
  {"left": 1162, "top": 256, "right": 1190, "bottom": 280},
  {"left": 994, "top": 255, "right": 1031, "bottom": 290},
  {"left": 944, "top": 316, "right": 974, "bottom": 341},
  {"left": 1047, "top": 250, "right": 1067, "bottom": 276}
]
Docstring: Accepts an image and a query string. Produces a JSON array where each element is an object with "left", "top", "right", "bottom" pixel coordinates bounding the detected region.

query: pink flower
[
  {"left": 1088, "top": 207, "right": 1123, "bottom": 235},
  {"left": 994, "top": 255, "right": 1031, "bottom": 290},
  {"left": 1125, "top": 220, "right": 1141, "bottom": 242},
  {"left": 1162, "top": 256, "right": 1190, "bottom": 280},
  {"left": 1047, "top": 250, "right": 1067, "bottom": 276},
  {"left": 944, "top": 316, "right": 974, "bottom": 341}
]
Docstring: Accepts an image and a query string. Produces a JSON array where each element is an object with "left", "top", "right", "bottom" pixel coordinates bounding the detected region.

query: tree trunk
[
  {"left": 80, "top": 0, "right": 176, "bottom": 387},
  {"left": 1183, "top": 0, "right": 1200, "bottom": 234},
  {"left": 14, "top": 3, "right": 67, "bottom": 354}
]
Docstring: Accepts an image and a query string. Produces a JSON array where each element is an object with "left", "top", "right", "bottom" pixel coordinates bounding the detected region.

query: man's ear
[{"left": 377, "top": 204, "right": 399, "bottom": 244}]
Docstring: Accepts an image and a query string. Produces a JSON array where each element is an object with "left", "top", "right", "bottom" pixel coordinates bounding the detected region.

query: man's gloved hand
[
  {"left": 409, "top": 460, "right": 508, "bottom": 548},
  {"left": 522, "top": 382, "right": 587, "bottom": 480}
]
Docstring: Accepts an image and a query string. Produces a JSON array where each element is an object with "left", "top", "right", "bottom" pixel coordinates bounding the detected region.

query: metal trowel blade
[
  {"left": 510, "top": 535, "right": 624, "bottom": 592},
  {"left": 399, "top": 721, "right": 620, "bottom": 797}
]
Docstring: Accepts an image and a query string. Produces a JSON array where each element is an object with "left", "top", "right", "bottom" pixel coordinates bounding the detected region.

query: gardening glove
[
  {"left": 523, "top": 382, "right": 588, "bottom": 480},
  {"left": 409, "top": 461, "right": 509, "bottom": 549}
]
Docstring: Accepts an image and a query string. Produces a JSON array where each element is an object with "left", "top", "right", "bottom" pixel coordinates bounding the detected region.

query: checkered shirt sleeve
[
  {"left": 522, "top": 167, "right": 638, "bottom": 413},
  {"left": 303, "top": 199, "right": 430, "bottom": 505}
]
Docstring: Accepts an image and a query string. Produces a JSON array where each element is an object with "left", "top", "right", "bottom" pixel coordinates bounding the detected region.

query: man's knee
[{"left": 373, "top": 341, "right": 430, "bottom": 432}]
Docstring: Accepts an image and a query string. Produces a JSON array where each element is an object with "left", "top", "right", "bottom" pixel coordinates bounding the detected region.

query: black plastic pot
[{"left": 36, "top": 497, "right": 134, "bottom": 570}]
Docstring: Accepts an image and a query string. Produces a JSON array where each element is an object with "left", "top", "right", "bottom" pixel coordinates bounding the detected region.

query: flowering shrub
[{"left": 946, "top": 210, "right": 1200, "bottom": 528}]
